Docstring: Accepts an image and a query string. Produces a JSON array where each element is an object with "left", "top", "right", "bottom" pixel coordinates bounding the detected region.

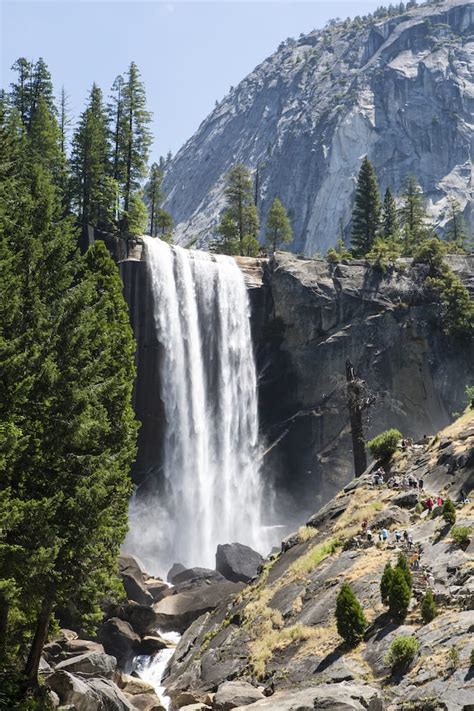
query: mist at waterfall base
[{"left": 124, "top": 237, "right": 279, "bottom": 576}]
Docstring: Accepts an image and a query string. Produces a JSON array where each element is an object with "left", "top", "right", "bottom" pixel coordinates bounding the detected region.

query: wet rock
[
  {"left": 54, "top": 651, "right": 117, "bottom": 679},
  {"left": 125, "top": 692, "right": 165, "bottom": 710},
  {"left": 167, "top": 563, "right": 186, "bottom": 583},
  {"left": 171, "top": 567, "right": 226, "bottom": 586},
  {"left": 215, "top": 543, "right": 263, "bottom": 583},
  {"left": 135, "top": 635, "right": 169, "bottom": 656},
  {"left": 214, "top": 680, "right": 265, "bottom": 709},
  {"left": 392, "top": 491, "right": 419, "bottom": 509},
  {"left": 119, "top": 554, "right": 154, "bottom": 606},
  {"left": 153, "top": 581, "right": 244, "bottom": 633},
  {"left": 114, "top": 603, "right": 160, "bottom": 637},
  {"left": 97, "top": 617, "right": 140, "bottom": 666}
]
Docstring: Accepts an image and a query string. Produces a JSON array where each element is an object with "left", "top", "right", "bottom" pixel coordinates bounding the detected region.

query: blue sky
[{"left": 2, "top": 0, "right": 387, "bottom": 161}]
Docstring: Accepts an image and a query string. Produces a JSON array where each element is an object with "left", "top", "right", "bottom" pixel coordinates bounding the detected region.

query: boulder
[
  {"left": 125, "top": 692, "right": 165, "bottom": 711},
  {"left": 135, "top": 635, "right": 169, "bottom": 656},
  {"left": 55, "top": 651, "right": 117, "bottom": 679},
  {"left": 119, "top": 675, "right": 156, "bottom": 695},
  {"left": 153, "top": 581, "right": 244, "bottom": 633},
  {"left": 97, "top": 617, "right": 140, "bottom": 665},
  {"left": 62, "top": 639, "right": 105, "bottom": 658},
  {"left": 392, "top": 491, "right": 419, "bottom": 509},
  {"left": 111, "top": 603, "right": 160, "bottom": 637},
  {"left": 171, "top": 567, "right": 226, "bottom": 586},
  {"left": 167, "top": 563, "right": 186, "bottom": 583},
  {"left": 144, "top": 579, "right": 169, "bottom": 603},
  {"left": 46, "top": 670, "right": 134, "bottom": 711},
  {"left": 214, "top": 680, "right": 265, "bottom": 710},
  {"left": 180, "top": 705, "right": 210, "bottom": 711},
  {"left": 232, "top": 683, "right": 383, "bottom": 710},
  {"left": 215, "top": 543, "right": 263, "bottom": 583},
  {"left": 119, "top": 554, "right": 154, "bottom": 606}
]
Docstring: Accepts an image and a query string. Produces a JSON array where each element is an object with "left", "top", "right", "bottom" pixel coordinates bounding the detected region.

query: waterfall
[{"left": 125, "top": 237, "right": 272, "bottom": 574}]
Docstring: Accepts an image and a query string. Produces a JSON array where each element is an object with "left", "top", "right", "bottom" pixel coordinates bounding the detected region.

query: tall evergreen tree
[
  {"left": 350, "top": 156, "right": 381, "bottom": 257},
  {"left": 388, "top": 567, "right": 412, "bottom": 621},
  {"left": 399, "top": 175, "right": 427, "bottom": 254},
  {"left": 109, "top": 74, "right": 125, "bottom": 185},
  {"left": 216, "top": 164, "right": 260, "bottom": 256},
  {"left": 28, "top": 95, "right": 65, "bottom": 191},
  {"left": 382, "top": 187, "right": 399, "bottom": 242},
  {"left": 335, "top": 582, "right": 367, "bottom": 647},
  {"left": 155, "top": 208, "right": 173, "bottom": 242},
  {"left": 145, "top": 162, "right": 164, "bottom": 236},
  {"left": 70, "top": 83, "right": 116, "bottom": 230},
  {"left": 121, "top": 62, "right": 153, "bottom": 217},
  {"left": 445, "top": 196, "right": 467, "bottom": 248},
  {"left": 9, "top": 57, "right": 32, "bottom": 126},
  {"left": 28, "top": 57, "right": 56, "bottom": 128},
  {"left": 265, "top": 197, "right": 292, "bottom": 253},
  {"left": 58, "top": 86, "right": 72, "bottom": 156}
]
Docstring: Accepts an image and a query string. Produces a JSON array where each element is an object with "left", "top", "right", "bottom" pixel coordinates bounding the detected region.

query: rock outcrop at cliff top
[
  {"left": 163, "top": 0, "right": 473, "bottom": 255},
  {"left": 162, "top": 411, "right": 474, "bottom": 710}
]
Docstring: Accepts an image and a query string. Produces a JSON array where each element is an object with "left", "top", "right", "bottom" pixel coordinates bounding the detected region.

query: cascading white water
[{"left": 125, "top": 237, "right": 272, "bottom": 574}]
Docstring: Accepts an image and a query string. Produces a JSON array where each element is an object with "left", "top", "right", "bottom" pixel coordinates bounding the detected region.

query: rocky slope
[
  {"left": 161, "top": 411, "right": 474, "bottom": 710},
  {"left": 162, "top": 0, "right": 473, "bottom": 255}
]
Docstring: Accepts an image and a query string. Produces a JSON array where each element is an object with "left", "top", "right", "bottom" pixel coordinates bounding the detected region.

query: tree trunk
[
  {"left": 0, "top": 593, "right": 8, "bottom": 659},
  {"left": 346, "top": 360, "right": 368, "bottom": 477},
  {"left": 24, "top": 596, "right": 53, "bottom": 686}
]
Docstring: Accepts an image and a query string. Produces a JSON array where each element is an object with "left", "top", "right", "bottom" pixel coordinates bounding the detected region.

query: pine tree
[
  {"left": 216, "top": 164, "right": 260, "bottom": 256},
  {"left": 125, "top": 192, "right": 148, "bottom": 236},
  {"left": 146, "top": 162, "right": 164, "bottom": 236},
  {"left": 395, "top": 552, "right": 413, "bottom": 589},
  {"left": 58, "top": 86, "right": 72, "bottom": 156},
  {"left": 335, "top": 582, "right": 367, "bottom": 647},
  {"left": 445, "top": 197, "right": 467, "bottom": 248},
  {"left": 121, "top": 62, "right": 153, "bottom": 216},
  {"left": 388, "top": 568, "right": 411, "bottom": 621},
  {"left": 28, "top": 57, "right": 56, "bottom": 128},
  {"left": 350, "top": 156, "right": 381, "bottom": 257},
  {"left": 380, "top": 562, "right": 394, "bottom": 605},
  {"left": 420, "top": 589, "right": 437, "bottom": 623},
  {"left": 70, "top": 83, "right": 115, "bottom": 229},
  {"left": 266, "top": 197, "right": 292, "bottom": 253},
  {"left": 382, "top": 187, "right": 399, "bottom": 243},
  {"left": 109, "top": 74, "right": 126, "bottom": 185},
  {"left": 399, "top": 175, "right": 427, "bottom": 254},
  {"left": 9, "top": 57, "right": 32, "bottom": 126},
  {"left": 155, "top": 208, "right": 173, "bottom": 242}
]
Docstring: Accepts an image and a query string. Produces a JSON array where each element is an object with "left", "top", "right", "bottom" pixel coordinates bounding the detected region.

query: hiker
[
  {"left": 362, "top": 519, "right": 368, "bottom": 532},
  {"left": 395, "top": 530, "right": 402, "bottom": 544},
  {"left": 382, "top": 528, "right": 389, "bottom": 542},
  {"left": 436, "top": 496, "right": 443, "bottom": 507},
  {"left": 426, "top": 497, "right": 434, "bottom": 512},
  {"left": 403, "top": 530, "right": 409, "bottom": 543},
  {"left": 373, "top": 472, "right": 381, "bottom": 486},
  {"left": 366, "top": 528, "right": 373, "bottom": 543},
  {"left": 407, "top": 534, "right": 414, "bottom": 549},
  {"left": 418, "top": 478, "right": 424, "bottom": 490}
]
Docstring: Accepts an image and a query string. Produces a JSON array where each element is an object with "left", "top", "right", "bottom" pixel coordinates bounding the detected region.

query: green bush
[
  {"left": 420, "top": 589, "right": 437, "bottom": 623},
  {"left": 385, "top": 635, "right": 420, "bottom": 673},
  {"left": 442, "top": 498, "right": 456, "bottom": 526},
  {"left": 466, "top": 385, "right": 474, "bottom": 410},
  {"left": 470, "top": 647, "right": 474, "bottom": 667},
  {"left": 448, "top": 645, "right": 460, "bottom": 670},
  {"left": 368, "top": 429, "right": 402, "bottom": 461},
  {"left": 396, "top": 552, "right": 413, "bottom": 590},
  {"left": 335, "top": 582, "right": 367, "bottom": 647},
  {"left": 451, "top": 525, "right": 472, "bottom": 548},
  {"left": 388, "top": 568, "right": 412, "bottom": 622}
]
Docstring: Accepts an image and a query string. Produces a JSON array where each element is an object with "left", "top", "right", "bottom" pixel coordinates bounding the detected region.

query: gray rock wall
[{"left": 162, "top": 0, "right": 473, "bottom": 255}]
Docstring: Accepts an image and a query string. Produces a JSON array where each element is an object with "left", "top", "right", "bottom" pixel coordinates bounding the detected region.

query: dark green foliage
[
  {"left": 326, "top": 238, "right": 352, "bottom": 263},
  {"left": 350, "top": 156, "right": 381, "bottom": 257},
  {"left": 70, "top": 84, "right": 116, "bottom": 230},
  {"left": 399, "top": 175, "right": 427, "bottom": 254},
  {"left": 215, "top": 164, "right": 259, "bottom": 256},
  {"left": 380, "top": 562, "right": 394, "bottom": 605},
  {"left": 382, "top": 187, "right": 399, "bottom": 242},
  {"left": 466, "top": 385, "right": 474, "bottom": 410},
  {"left": 445, "top": 197, "right": 467, "bottom": 249},
  {"left": 125, "top": 192, "right": 148, "bottom": 236},
  {"left": 420, "top": 589, "right": 437, "bottom": 623},
  {"left": 367, "top": 428, "right": 402, "bottom": 461},
  {"left": 385, "top": 635, "right": 420, "bottom": 673},
  {"left": 470, "top": 647, "right": 474, "bottom": 667},
  {"left": 335, "top": 582, "right": 367, "bottom": 647},
  {"left": 265, "top": 197, "right": 292, "bottom": 252},
  {"left": 145, "top": 161, "right": 173, "bottom": 241},
  {"left": 442, "top": 498, "right": 456, "bottom": 526},
  {"left": 395, "top": 553, "right": 413, "bottom": 590},
  {"left": 388, "top": 568, "right": 412, "bottom": 621}
]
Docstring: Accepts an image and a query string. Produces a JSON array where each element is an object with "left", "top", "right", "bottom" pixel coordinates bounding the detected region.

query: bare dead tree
[{"left": 345, "top": 359, "right": 376, "bottom": 477}]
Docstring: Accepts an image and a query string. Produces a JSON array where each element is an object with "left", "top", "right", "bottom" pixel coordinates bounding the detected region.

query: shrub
[
  {"left": 420, "top": 589, "right": 437, "bottom": 623},
  {"left": 442, "top": 498, "right": 456, "bottom": 527},
  {"left": 380, "top": 562, "right": 394, "bottom": 606},
  {"left": 470, "top": 647, "right": 474, "bottom": 667},
  {"left": 451, "top": 525, "right": 472, "bottom": 548},
  {"left": 335, "top": 582, "right": 367, "bottom": 647},
  {"left": 388, "top": 568, "right": 412, "bottom": 622},
  {"left": 385, "top": 635, "right": 420, "bottom": 673},
  {"left": 368, "top": 429, "right": 402, "bottom": 461},
  {"left": 466, "top": 385, "right": 474, "bottom": 410},
  {"left": 396, "top": 552, "right": 413, "bottom": 589},
  {"left": 448, "top": 646, "right": 460, "bottom": 670}
]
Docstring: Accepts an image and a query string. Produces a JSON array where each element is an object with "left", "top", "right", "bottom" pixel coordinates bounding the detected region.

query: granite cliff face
[
  {"left": 162, "top": 0, "right": 474, "bottom": 255},
  {"left": 121, "top": 244, "right": 474, "bottom": 528}
]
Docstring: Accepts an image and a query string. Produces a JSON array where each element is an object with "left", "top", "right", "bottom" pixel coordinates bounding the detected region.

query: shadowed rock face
[
  {"left": 162, "top": 0, "right": 473, "bottom": 255},
  {"left": 121, "top": 248, "right": 474, "bottom": 527}
]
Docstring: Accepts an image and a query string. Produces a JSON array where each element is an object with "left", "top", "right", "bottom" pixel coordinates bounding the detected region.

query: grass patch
[
  {"left": 297, "top": 525, "right": 319, "bottom": 543},
  {"left": 289, "top": 538, "right": 341, "bottom": 578}
]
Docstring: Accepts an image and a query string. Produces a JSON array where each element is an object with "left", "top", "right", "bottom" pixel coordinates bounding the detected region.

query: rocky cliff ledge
[
  {"left": 161, "top": 411, "right": 474, "bottom": 711},
  {"left": 120, "top": 246, "right": 474, "bottom": 526}
]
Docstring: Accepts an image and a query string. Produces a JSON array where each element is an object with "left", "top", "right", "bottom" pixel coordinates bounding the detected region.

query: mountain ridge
[{"left": 163, "top": 0, "right": 474, "bottom": 255}]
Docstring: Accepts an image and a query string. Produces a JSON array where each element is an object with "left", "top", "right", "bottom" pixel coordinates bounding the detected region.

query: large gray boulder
[
  {"left": 215, "top": 543, "right": 263, "bottom": 583},
  {"left": 167, "top": 563, "right": 186, "bottom": 583},
  {"left": 119, "top": 554, "right": 154, "bottom": 606},
  {"left": 233, "top": 683, "right": 383, "bottom": 710},
  {"left": 54, "top": 651, "right": 116, "bottom": 679},
  {"left": 171, "top": 567, "right": 226, "bottom": 587},
  {"left": 97, "top": 617, "right": 140, "bottom": 665},
  {"left": 46, "top": 670, "right": 134, "bottom": 711},
  {"left": 153, "top": 581, "right": 244, "bottom": 633},
  {"left": 214, "top": 681, "right": 265, "bottom": 710}
]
